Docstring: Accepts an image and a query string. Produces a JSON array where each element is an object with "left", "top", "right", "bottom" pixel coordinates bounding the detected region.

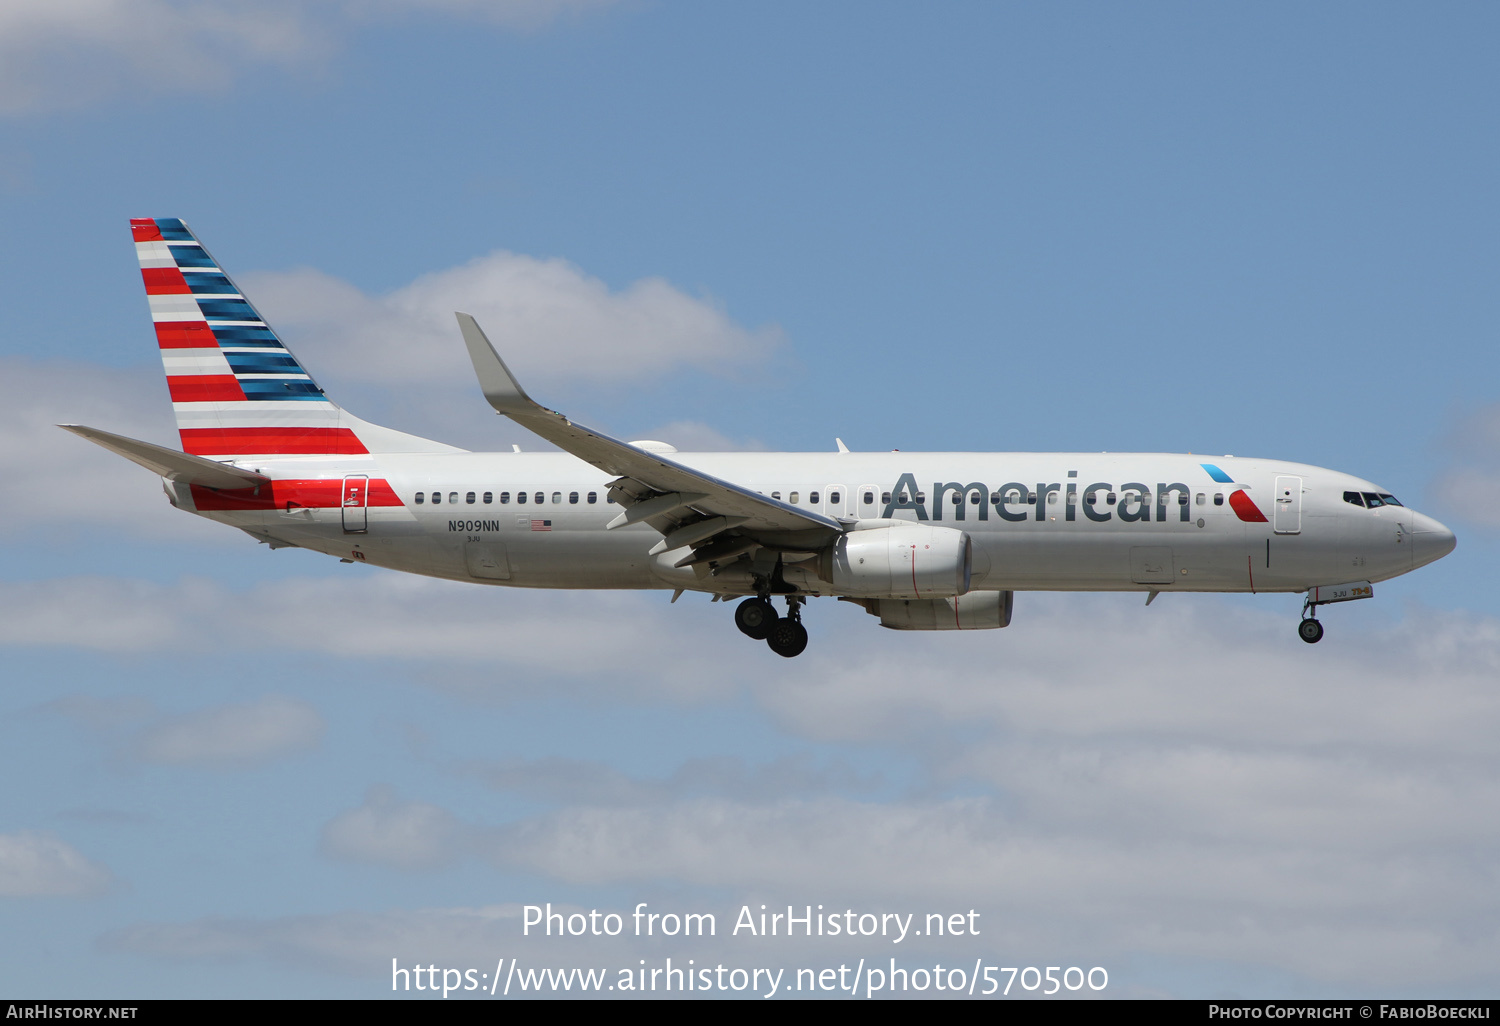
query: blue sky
[{"left": 1, "top": 0, "right": 1497, "bottom": 999}]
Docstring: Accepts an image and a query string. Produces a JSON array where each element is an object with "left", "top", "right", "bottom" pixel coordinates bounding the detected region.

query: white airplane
[{"left": 64, "top": 218, "right": 1457, "bottom": 657}]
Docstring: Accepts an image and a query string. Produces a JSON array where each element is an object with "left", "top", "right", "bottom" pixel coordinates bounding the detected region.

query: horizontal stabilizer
[{"left": 60, "top": 424, "right": 270, "bottom": 490}]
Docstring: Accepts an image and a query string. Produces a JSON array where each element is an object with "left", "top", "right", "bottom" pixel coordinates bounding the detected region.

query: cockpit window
[
  {"left": 1362, "top": 492, "right": 1386, "bottom": 508},
  {"left": 1379, "top": 493, "right": 1402, "bottom": 507},
  {"left": 1344, "top": 491, "right": 1366, "bottom": 507}
]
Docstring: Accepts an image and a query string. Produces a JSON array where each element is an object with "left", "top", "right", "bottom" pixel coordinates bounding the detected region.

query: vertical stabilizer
[{"left": 130, "top": 218, "right": 459, "bottom": 458}]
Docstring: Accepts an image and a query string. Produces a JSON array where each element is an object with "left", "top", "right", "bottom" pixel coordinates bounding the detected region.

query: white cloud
[
  {"left": 240, "top": 251, "right": 783, "bottom": 393},
  {"left": 1433, "top": 403, "right": 1500, "bottom": 530},
  {"left": 0, "top": 0, "right": 317, "bottom": 115},
  {"left": 320, "top": 786, "right": 464, "bottom": 869},
  {"left": 0, "top": 359, "right": 227, "bottom": 541},
  {"left": 0, "top": 0, "right": 614, "bottom": 115},
  {"left": 106, "top": 905, "right": 528, "bottom": 976},
  {"left": 0, "top": 831, "right": 111, "bottom": 897},
  {"left": 132, "top": 694, "right": 324, "bottom": 768}
]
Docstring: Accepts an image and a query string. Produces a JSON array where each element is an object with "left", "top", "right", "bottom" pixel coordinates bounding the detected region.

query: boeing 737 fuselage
[{"left": 65, "top": 219, "right": 1457, "bottom": 657}]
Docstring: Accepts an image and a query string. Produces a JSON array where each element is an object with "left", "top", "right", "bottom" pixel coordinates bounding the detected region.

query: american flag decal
[{"left": 530, "top": 519, "right": 552, "bottom": 532}]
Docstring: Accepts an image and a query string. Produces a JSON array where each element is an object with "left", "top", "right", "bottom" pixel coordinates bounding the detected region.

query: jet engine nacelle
[
  {"left": 821, "top": 524, "right": 972, "bottom": 598},
  {"left": 868, "top": 590, "right": 1014, "bottom": 630}
]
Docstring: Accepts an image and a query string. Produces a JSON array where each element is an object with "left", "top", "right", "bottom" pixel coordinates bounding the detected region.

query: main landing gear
[{"left": 735, "top": 596, "right": 809, "bottom": 658}]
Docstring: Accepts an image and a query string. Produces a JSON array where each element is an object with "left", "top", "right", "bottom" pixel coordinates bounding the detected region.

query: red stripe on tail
[
  {"left": 179, "top": 427, "right": 369, "bottom": 456},
  {"left": 166, "top": 375, "right": 246, "bottom": 403},
  {"left": 154, "top": 321, "right": 218, "bottom": 349}
]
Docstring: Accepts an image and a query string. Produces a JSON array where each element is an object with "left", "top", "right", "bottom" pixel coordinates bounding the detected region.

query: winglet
[{"left": 455, "top": 312, "right": 536, "bottom": 416}]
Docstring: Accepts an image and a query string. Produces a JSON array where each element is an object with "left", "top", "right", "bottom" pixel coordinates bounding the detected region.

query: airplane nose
[{"left": 1411, "top": 512, "right": 1457, "bottom": 568}]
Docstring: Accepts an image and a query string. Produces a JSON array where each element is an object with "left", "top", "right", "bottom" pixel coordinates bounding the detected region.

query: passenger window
[
  {"left": 432, "top": 492, "right": 442, "bottom": 504},
  {"left": 772, "top": 491, "right": 782, "bottom": 500},
  {"left": 1027, "top": 492, "right": 1037, "bottom": 504},
  {"left": 466, "top": 492, "right": 476, "bottom": 504},
  {"left": 809, "top": 491, "right": 819, "bottom": 504},
  {"left": 606, "top": 495, "right": 616, "bottom": 503},
  {"left": 917, "top": 491, "right": 926, "bottom": 503},
  {"left": 1196, "top": 493, "right": 1205, "bottom": 505},
  {"left": 863, "top": 491, "right": 873, "bottom": 504},
  {"left": 569, "top": 491, "right": 579, "bottom": 504},
  {"left": 952, "top": 493, "right": 963, "bottom": 505},
  {"left": 970, "top": 493, "right": 980, "bottom": 504},
  {"left": 882, "top": 492, "right": 891, "bottom": 504},
  {"left": 516, "top": 492, "right": 526, "bottom": 504},
  {"left": 790, "top": 491, "right": 800, "bottom": 504},
  {"left": 831, "top": 491, "right": 841, "bottom": 504},
  {"left": 1047, "top": 492, "right": 1058, "bottom": 505},
  {"left": 500, "top": 492, "right": 510, "bottom": 504},
  {"left": 414, "top": 492, "right": 425, "bottom": 504},
  {"left": 1214, "top": 493, "right": 1224, "bottom": 506},
  {"left": 1107, "top": 492, "right": 1117, "bottom": 505},
  {"left": 448, "top": 492, "right": 458, "bottom": 504},
  {"left": 898, "top": 492, "right": 909, "bottom": 503},
  {"left": 587, "top": 491, "right": 597, "bottom": 504},
  {"left": 483, "top": 492, "right": 492, "bottom": 504},
  {"left": 1178, "top": 493, "right": 1188, "bottom": 505},
  {"left": 535, "top": 492, "right": 544, "bottom": 504}
]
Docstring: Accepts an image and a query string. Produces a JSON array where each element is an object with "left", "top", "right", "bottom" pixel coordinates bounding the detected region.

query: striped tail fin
[{"left": 130, "top": 218, "right": 458, "bottom": 459}]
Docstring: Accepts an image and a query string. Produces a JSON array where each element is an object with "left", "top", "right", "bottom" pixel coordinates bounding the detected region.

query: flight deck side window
[
  {"left": 1362, "top": 492, "right": 1386, "bottom": 508},
  {"left": 569, "top": 491, "right": 579, "bottom": 504},
  {"left": 587, "top": 491, "right": 597, "bottom": 504},
  {"left": 483, "top": 492, "right": 493, "bottom": 504},
  {"left": 1379, "top": 493, "right": 1402, "bottom": 507},
  {"left": 466, "top": 492, "right": 476, "bottom": 504},
  {"left": 414, "top": 492, "right": 424, "bottom": 504},
  {"left": 1213, "top": 493, "right": 1224, "bottom": 506},
  {"left": 500, "top": 492, "right": 510, "bottom": 504}
]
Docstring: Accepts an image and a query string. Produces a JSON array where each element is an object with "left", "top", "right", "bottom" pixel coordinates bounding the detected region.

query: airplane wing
[
  {"left": 60, "top": 424, "right": 271, "bottom": 490},
  {"left": 455, "top": 313, "right": 841, "bottom": 564}
]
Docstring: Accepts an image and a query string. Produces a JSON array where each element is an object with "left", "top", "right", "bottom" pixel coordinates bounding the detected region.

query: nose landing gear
[
  {"left": 1297, "top": 617, "right": 1324, "bottom": 644},
  {"left": 734, "top": 595, "right": 808, "bottom": 657}
]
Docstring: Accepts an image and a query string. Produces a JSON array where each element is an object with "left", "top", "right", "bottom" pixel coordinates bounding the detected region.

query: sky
[{"left": 1, "top": 0, "right": 1498, "bottom": 1000}]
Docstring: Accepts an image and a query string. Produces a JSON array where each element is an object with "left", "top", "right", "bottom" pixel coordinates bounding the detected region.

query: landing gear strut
[{"left": 735, "top": 595, "right": 808, "bottom": 657}]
